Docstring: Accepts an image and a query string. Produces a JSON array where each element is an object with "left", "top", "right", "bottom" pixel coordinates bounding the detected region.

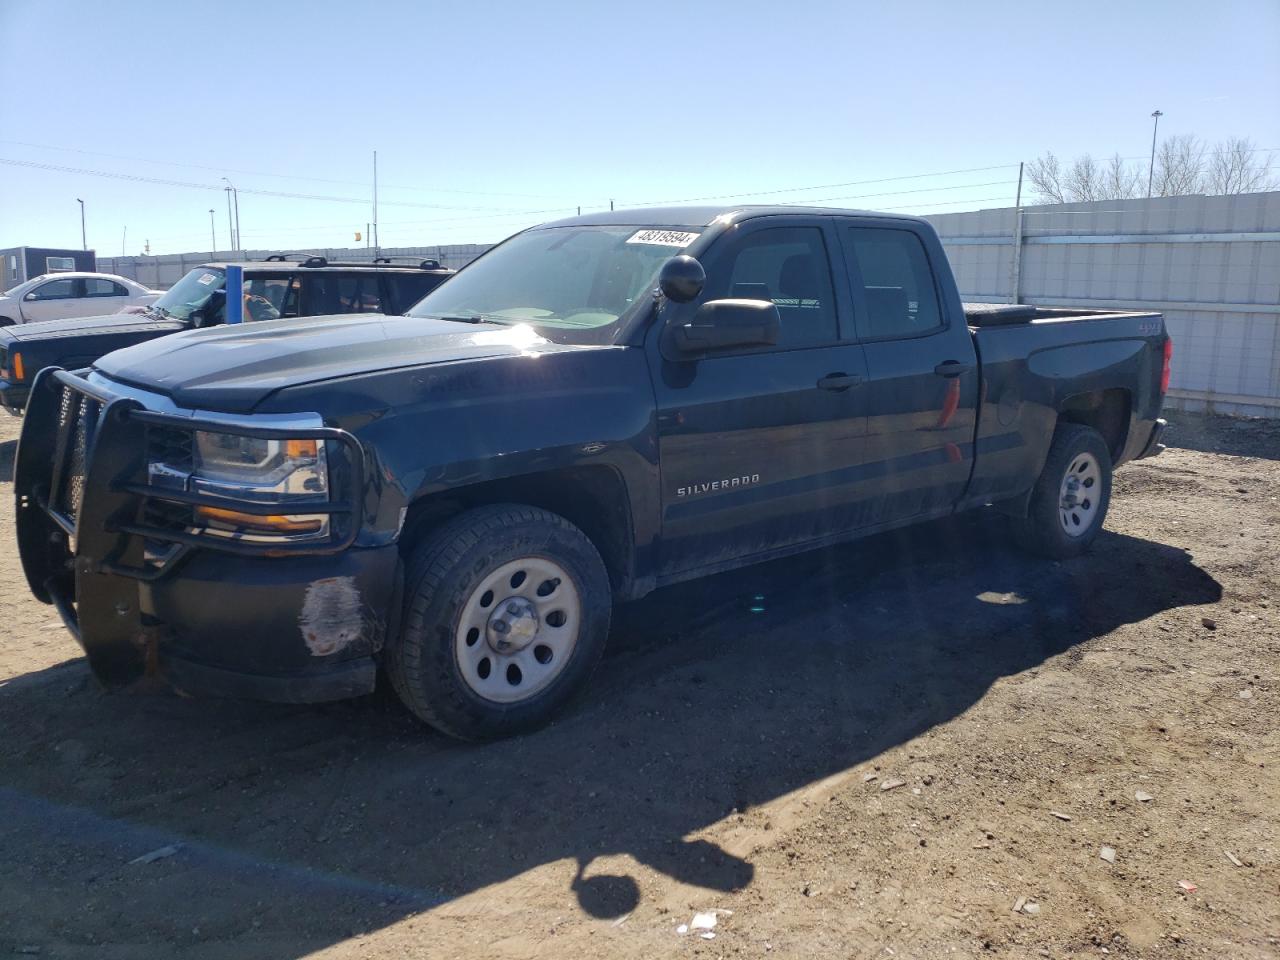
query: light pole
[
  {"left": 221, "top": 177, "right": 240, "bottom": 253},
  {"left": 209, "top": 209, "right": 217, "bottom": 254},
  {"left": 77, "top": 198, "right": 86, "bottom": 250},
  {"left": 222, "top": 184, "right": 235, "bottom": 255},
  {"left": 1147, "top": 109, "right": 1163, "bottom": 198}
]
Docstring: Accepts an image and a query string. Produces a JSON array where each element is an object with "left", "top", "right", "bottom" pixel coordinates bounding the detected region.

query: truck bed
[{"left": 963, "top": 302, "right": 1156, "bottom": 327}]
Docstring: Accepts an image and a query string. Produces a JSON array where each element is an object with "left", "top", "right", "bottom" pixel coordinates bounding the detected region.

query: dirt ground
[{"left": 0, "top": 410, "right": 1276, "bottom": 960}]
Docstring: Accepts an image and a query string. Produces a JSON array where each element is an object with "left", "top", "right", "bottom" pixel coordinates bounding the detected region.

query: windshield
[
  {"left": 407, "top": 225, "right": 702, "bottom": 339},
  {"left": 152, "top": 267, "right": 226, "bottom": 320}
]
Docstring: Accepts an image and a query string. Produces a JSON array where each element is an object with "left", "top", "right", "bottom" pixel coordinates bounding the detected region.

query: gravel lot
[{"left": 0, "top": 410, "right": 1276, "bottom": 959}]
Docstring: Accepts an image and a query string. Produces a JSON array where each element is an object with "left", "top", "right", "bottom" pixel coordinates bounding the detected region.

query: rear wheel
[
  {"left": 385, "top": 504, "right": 611, "bottom": 740},
  {"left": 1015, "top": 423, "right": 1112, "bottom": 558}
]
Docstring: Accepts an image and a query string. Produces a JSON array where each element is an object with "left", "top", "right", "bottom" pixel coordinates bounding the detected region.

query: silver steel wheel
[
  {"left": 454, "top": 556, "right": 582, "bottom": 704},
  {"left": 1059, "top": 451, "right": 1101, "bottom": 537}
]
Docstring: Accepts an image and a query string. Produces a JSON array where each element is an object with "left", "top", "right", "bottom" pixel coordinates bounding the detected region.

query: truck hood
[
  {"left": 94, "top": 313, "right": 599, "bottom": 413},
  {"left": 0, "top": 312, "right": 185, "bottom": 344}
]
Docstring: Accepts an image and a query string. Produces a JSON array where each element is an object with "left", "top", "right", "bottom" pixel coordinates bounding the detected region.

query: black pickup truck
[
  {"left": 16, "top": 206, "right": 1170, "bottom": 740},
  {"left": 0, "top": 256, "right": 453, "bottom": 413}
]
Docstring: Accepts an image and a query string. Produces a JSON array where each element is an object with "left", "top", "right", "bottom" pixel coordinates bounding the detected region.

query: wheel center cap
[
  {"left": 486, "top": 596, "right": 539, "bottom": 654},
  {"left": 1062, "top": 475, "right": 1081, "bottom": 508}
]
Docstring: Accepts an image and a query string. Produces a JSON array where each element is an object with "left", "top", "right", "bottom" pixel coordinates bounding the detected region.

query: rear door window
[
  {"left": 300, "top": 274, "right": 381, "bottom": 315},
  {"left": 842, "top": 228, "right": 943, "bottom": 340},
  {"left": 84, "top": 278, "right": 128, "bottom": 297}
]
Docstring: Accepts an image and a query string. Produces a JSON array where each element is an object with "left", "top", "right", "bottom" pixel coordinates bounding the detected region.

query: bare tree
[
  {"left": 1026, "top": 152, "right": 1065, "bottom": 204},
  {"left": 1065, "top": 154, "right": 1104, "bottom": 202},
  {"left": 1206, "top": 137, "right": 1278, "bottom": 194},
  {"left": 1027, "top": 134, "right": 1272, "bottom": 204},
  {"left": 1028, "top": 151, "right": 1142, "bottom": 203},
  {"left": 1153, "top": 134, "right": 1207, "bottom": 197},
  {"left": 1103, "top": 153, "right": 1142, "bottom": 199}
]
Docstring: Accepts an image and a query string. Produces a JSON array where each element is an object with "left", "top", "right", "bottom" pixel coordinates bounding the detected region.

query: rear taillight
[{"left": 1160, "top": 337, "right": 1173, "bottom": 395}]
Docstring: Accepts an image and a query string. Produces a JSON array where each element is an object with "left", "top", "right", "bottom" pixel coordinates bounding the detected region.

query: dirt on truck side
[{"left": 0, "top": 411, "right": 1277, "bottom": 959}]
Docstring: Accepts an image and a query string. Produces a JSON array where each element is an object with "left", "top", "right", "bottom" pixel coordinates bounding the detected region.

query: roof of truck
[{"left": 540, "top": 205, "right": 930, "bottom": 229}]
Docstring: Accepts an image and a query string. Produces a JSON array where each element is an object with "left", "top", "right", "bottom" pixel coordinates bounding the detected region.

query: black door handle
[
  {"left": 817, "top": 373, "right": 864, "bottom": 391},
  {"left": 934, "top": 360, "right": 972, "bottom": 377}
]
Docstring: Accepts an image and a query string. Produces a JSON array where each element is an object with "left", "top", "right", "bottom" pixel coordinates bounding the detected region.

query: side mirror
[
  {"left": 191, "top": 291, "right": 226, "bottom": 328},
  {"left": 658, "top": 255, "right": 705, "bottom": 303},
  {"left": 671, "top": 298, "right": 780, "bottom": 354},
  {"left": 24, "top": 293, "right": 37, "bottom": 301}
]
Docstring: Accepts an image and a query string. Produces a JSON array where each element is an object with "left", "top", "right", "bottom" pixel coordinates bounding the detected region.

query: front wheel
[
  {"left": 1015, "top": 423, "right": 1113, "bottom": 558},
  {"left": 385, "top": 504, "right": 612, "bottom": 740}
]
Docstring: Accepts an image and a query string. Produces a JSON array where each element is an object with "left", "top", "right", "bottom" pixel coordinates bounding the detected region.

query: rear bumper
[
  {"left": 0, "top": 378, "right": 28, "bottom": 414},
  {"left": 1137, "top": 417, "right": 1167, "bottom": 459}
]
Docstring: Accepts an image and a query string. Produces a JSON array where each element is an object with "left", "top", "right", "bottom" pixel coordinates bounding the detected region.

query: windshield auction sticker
[
  {"left": 197, "top": 273, "right": 218, "bottom": 285},
  {"left": 625, "top": 229, "right": 700, "bottom": 247}
]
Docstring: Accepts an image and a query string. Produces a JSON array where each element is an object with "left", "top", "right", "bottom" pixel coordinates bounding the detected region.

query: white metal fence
[{"left": 926, "top": 191, "right": 1280, "bottom": 418}]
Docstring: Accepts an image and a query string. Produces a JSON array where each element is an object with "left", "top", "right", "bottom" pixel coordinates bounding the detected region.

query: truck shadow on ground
[{"left": 0, "top": 513, "right": 1221, "bottom": 955}]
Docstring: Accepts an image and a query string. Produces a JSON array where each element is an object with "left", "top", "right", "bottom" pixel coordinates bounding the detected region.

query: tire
[
  {"left": 0, "top": 317, "right": 13, "bottom": 327},
  {"left": 1015, "top": 423, "right": 1113, "bottom": 559},
  {"left": 385, "top": 504, "right": 612, "bottom": 740}
]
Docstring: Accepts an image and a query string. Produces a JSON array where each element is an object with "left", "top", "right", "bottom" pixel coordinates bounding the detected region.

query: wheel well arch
[
  {"left": 1056, "top": 387, "right": 1131, "bottom": 461},
  {"left": 399, "top": 465, "right": 637, "bottom": 597}
]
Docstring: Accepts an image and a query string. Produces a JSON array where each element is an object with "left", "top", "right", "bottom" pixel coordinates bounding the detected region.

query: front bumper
[
  {"left": 15, "top": 367, "right": 396, "bottom": 704},
  {"left": 0, "top": 377, "right": 28, "bottom": 414}
]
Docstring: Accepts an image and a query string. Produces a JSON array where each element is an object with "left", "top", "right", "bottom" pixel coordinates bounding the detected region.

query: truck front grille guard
[{"left": 39, "top": 369, "right": 367, "bottom": 577}]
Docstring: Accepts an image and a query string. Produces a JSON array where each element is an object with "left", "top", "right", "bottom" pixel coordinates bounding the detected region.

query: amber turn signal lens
[
  {"left": 284, "top": 439, "right": 318, "bottom": 459},
  {"left": 194, "top": 504, "right": 323, "bottom": 534},
  {"left": 11, "top": 352, "right": 24, "bottom": 381}
]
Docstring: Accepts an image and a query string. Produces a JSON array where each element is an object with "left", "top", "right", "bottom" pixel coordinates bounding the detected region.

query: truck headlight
[
  {"left": 148, "top": 430, "right": 332, "bottom": 541},
  {"left": 191, "top": 433, "right": 328, "bottom": 500}
]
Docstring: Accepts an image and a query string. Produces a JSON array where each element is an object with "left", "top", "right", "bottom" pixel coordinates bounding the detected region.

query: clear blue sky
[{"left": 1, "top": 0, "right": 1277, "bottom": 255}]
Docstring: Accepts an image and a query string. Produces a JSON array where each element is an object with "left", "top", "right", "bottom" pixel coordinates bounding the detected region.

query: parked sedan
[{"left": 0, "top": 272, "right": 158, "bottom": 325}]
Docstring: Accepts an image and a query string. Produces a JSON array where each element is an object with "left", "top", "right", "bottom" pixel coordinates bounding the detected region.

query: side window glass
[
  {"left": 84, "top": 278, "right": 126, "bottom": 297},
  {"left": 334, "top": 275, "right": 382, "bottom": 313},
  {"left": 706, "top": 226, "right": 837, "bottom": 349},
  {"left": 31, "top": 278, "right": 76, "bottom": 300},
  {"left": 279, "top": 278, "right": 301, "bottom": 317},
  {"left": 243, "top": 277, "right": 290, "bottom": 322},
  {"left": 300, "top": 276, "right": 339, "bottom": 316},
  {"left": 844, "top": 228, "right": 942, "bottom": 340},
  {"left": 383, "top": 275, "right": 442, "bottom": 315}
]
